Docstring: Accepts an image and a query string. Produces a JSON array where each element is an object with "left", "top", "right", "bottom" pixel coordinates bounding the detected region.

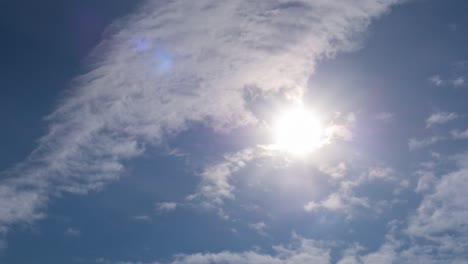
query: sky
[{"left": 1, "top": 0, "right": 468, "bottom": 263}]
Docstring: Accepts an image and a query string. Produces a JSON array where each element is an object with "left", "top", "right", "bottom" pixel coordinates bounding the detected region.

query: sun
[{"left": 273, "top": 105, "right": 325, "bottom": 156}]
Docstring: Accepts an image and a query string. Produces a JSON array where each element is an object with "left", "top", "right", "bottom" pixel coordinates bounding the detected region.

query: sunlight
[{"left": 273, "top": 105, "right": 325, "bottom": 156}]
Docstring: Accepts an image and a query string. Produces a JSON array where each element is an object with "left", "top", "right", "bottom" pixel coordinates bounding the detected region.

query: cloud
[
  {"left": 0, "top": 0, "right": 402, "bottom": 239},
  {"left": 426, "top": 112, "right": 458, "bottom": 127},
  {"left": 187, "top": 148, "right": 257, "bottom": 206},
  {"left": 415, "top": 171, "right": 437, "bottom": 193},
  {"left": 408, "top": 136, "right": 442, "bottom": 151},
  {"left": 452, "top": 77, "right": 465, "bottom": 87},
  {"left": 248, "top": 222, "right": 268, "bottom": 236},
  {"left": 374, "top": 112, "right": 394, "bottom": 122},
  {"left": 132, "top": 215, "right": 152, "bottom": 221},
  {"left": 429, "top": 74, "right": 465, "bottom": 88},
  {"left": 451, "top": 129, "right": 468, "bottom": 139},
  {"left": 319, "top": 162, "right": 347, "bottom": 178},
  {"left": 367, "top": 166, "right": 394, "bottom": 181},
  {"left": 304, "top": 182, "right": 369, "bottom": 215},
  {"left": 171, "top": 233, "right": 330, "bottom": 264},
  {"left": 156, "top": 202, "right": 177, "bottom": 212},
  {"left": 429, "top": 75, "right": 444, "bottom": 86},
  {"left": 304, "top": 164, "right": 398, "bottom": 216},
  {"left": 65, "top": 227, "right": 81, "bottom": 237},
  {"left": 97, "top": 234, "right": 331, "bottom": 264},
  {"left": 407, "top": 152, "right": 468, "bottom": 257}
]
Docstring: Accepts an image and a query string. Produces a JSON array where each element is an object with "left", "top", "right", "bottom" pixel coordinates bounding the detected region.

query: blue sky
[{"left": 1, "top": 0, "right": 468, "bottom": 263}]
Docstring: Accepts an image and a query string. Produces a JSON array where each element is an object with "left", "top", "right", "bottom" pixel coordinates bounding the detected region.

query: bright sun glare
[{"left": 273, "top": 105, "right": 325, "bottom": 156}]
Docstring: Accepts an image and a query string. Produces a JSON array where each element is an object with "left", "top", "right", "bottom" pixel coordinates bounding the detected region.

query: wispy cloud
[
  {"left": 65, "top": 227, "right": 81, "bottom": 237},
  {"left": 170, "top": 234, "right": 330, "bottom": 264},
  {"left": 451, "top": 129, "right": 468, "bottom": 139},
  {"left": 0, "top": 0, "right": 402, "bottom": 241},
  {"left": 426, "top": 111, "right": 458, "bottom": 127},
  {"left": 187, "top": 148, "right": 257, "bottom": 207},
  {"left": 156, "top": 202, "right": 177, "bottom": 212},
  {"left": 429, "top": 75, "right": 444, "bottom": 86},
  {"left": 408, "top": 136, "right": 442, "bottom": 151},
  {"left": 452, "top": 77, "right": 465, "bottom": 87},
  {"left": 319, "top": 162, "right": 347, "bottom": 178},
  {"left": 248, "top": 222, "right": 268, "bottom": 236},
  {"left": 428, "top": 74, "right": 465, "bottom": 88},
  {"left": 132, "top": 215, "right": 152, "bottom": 221}
]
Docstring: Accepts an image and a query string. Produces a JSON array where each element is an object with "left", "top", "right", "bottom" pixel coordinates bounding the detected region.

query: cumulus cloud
[
  {"left": 426, "top": 112, "right": 458, "bottom": 127},
  {"left": 0, "top": 0, "right": 402, "bottom": 240},
  {"left": 407, "top": 152, "right": 468, "bottom": 258}
]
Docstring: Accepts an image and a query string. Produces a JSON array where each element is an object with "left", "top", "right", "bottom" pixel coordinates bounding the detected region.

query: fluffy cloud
[
  {"left": 0, "top": 0, "right": 402, "bottom": 240},
  {"left": 361, "top": 152, "right": 468, "bottom": 263},
  {"left": 408, "top": 153, "right": 468, "bottom": 254}
]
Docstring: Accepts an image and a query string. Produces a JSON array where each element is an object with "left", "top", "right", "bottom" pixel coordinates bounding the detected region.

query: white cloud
[
  {"left": 408, "top": 136, "right": 442, "bottom": 151},
  {"left": 170, "top": 234, "right": 330, "bottom": 264},
  {"left": 415, "top": 171, "right": 437, "bottom": 193},
  {"left": 319, "top": 162, "right": 347, "bottom": 178},
  {"left": 98, "top": 235, "right": 331, "bottom": 264},
  {"left": 408, "top": 152, "right": 468, "bottom": 256},
  {"left": 452, "top": 129, "right": 468, "bottom": 139},
  {"left": 368, "top": 166, "right": 394, "bottom": 181},
  {"left": 452, "top": 77, "right": 465, "bottom": 87},
  {"left": 304, "top": 182, "right": 369, "bottom": 215},
  {"left": 248, "top": 222, "right": 268, "bottom": 236},
  {"left": 0, "top": 0, "right": 402, "bottom": 239},
  {"left": 426, "top": 112, "right": 458, "bottom": 127},
  {"left": 188, "top": 148, "right": 256, "bottom": 206},
  {"left": 156, "top": 202, "right": 177, "bottom": 212},
  {"left": 65, "top": 227, "right": 81, "bottom": 237},
  {"left": 429, "top": 75, "right": 444, "bottom": 86}
]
